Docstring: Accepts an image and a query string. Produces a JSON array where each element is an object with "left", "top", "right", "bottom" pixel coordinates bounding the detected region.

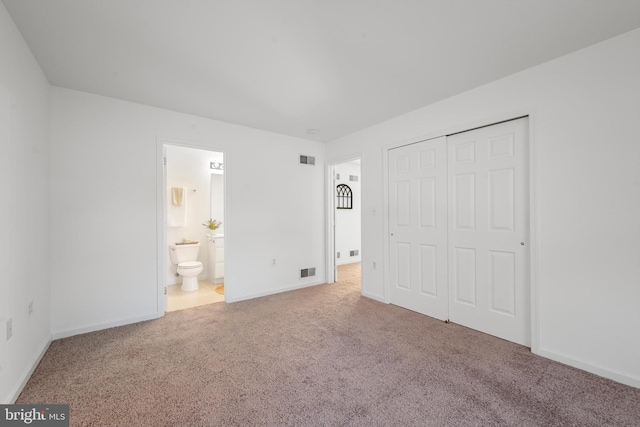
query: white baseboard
[
  {"left": 227, "top": 279, "right": 325, "bottom": 303},
  {"left": 534, "top": 347, "right": 640, "bottom": 388},
  {"left": 52, "top": 312, "right": 160, "bottom": 340},
  {"left": 7, "top": 334, "right": 52, "bottom": 403}
]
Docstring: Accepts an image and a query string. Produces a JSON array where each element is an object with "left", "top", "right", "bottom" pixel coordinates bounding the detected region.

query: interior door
[
  {"left": 388, "top": 136, "right": 448, "bottom": 320},
  {"left": 447, "top": 118, "right": 530, "bottom": 346}
]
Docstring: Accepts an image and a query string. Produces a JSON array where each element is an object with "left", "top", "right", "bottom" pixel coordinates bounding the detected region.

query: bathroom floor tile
[{"left": 167, "top": 280, "right": 224, "bottom": 312}]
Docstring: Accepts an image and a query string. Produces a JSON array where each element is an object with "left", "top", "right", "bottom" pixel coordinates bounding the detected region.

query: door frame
[
  {"left": 156, "top": 137, "right": 228, "bottom": 315},
  {"left": 325, "top": 154, "right": 362, "bottom": 284},
  {"left": 382, "top": 109, "right": 540, "bottom": 352}
]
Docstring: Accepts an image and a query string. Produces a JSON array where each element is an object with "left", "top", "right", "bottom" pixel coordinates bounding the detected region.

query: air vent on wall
[
  {"left": 350, "top": 249, "right": 359, "bottom": 257},
  {"left": 300, "top": 267, "right": 316, "bottom": 278},
  {"left": 300, "top": 155, "right": 316, "bottom": 165},
  {"left": 349, "top": 175, "right": 359, "bottom": 182}
]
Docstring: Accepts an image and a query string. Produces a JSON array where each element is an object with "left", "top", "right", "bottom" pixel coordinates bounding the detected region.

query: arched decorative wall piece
[{"left": 336, "top": 184, "right": 353, "bottom": 209}]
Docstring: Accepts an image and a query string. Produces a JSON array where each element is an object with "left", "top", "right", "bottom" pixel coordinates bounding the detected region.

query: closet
[{"left": 388, "top": 117, "right": 530, "bottom": 346}]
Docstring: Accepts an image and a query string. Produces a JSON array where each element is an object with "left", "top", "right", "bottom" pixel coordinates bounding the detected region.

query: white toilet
[{"left": 169, "top": 243, "right": 204, "bottom": 292}]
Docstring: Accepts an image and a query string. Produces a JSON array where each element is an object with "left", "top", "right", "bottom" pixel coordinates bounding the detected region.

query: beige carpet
[{"left": 17, "top": 262, "right": 640, "bottom": 426}]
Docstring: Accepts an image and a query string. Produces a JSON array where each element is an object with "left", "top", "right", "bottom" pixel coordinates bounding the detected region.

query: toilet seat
[{"left": 178, "top": 261, "right": 202, "bottom": 269}]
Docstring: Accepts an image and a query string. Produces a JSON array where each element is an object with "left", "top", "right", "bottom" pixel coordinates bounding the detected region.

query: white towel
[
  {"left": 171, "top": 187, "right": 184, "bottom": 206},
  {"left": 167, "top": 187, "right": 187, "bottom": 227}
]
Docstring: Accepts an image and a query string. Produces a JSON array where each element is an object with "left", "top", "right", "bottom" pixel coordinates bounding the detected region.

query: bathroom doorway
[
  {"left": 161, "top": 143, "right": 226, "bottom": 313},
  {"left": 327, "top": 158, "right": 362, "bottom": 287}
]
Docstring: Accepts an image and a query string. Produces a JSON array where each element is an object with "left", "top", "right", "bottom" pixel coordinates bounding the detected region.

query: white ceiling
[{"left": 3, "top": 0, "right": 639, "bottom": 142}]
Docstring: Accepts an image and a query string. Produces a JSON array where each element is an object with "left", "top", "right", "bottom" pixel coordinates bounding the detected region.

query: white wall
[
  {"left": 334, "top": 161, "right": 361, "bottom": 265},
  {"left": 0, "top": 3, "right": 51, "bottom": 403},
  {"left": 165, "top": 144, "right": 223, "bottom": 285},
  {"left": 50, "top": 87, "right": 325, "bottom": 337},
  {"left": 326, "top": 29, "right": 640, "bottom": 387}
]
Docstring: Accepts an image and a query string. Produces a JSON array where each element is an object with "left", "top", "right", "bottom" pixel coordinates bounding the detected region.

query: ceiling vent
[{"left": 300, "top": 155, "right": 316, "bottom": 165}]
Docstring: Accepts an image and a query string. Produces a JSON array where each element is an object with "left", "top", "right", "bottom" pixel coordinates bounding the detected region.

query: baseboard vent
[
  {"left": 300, "top": 155, "right": 316, "bottom": 165},
  {"left": 300, "top": 267, "right": 316, "bottom": 278},
  {"left": 350, "top": 249, "right": 359, "bottom": 257},
  {"left": 349, "top": 175, "right": 359, "bottom": 182}
]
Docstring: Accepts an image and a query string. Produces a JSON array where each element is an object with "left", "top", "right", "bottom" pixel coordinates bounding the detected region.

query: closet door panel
[
  {"left": 448, "top": 118, "right": 530, "bottom": 346},
  {"left": 389, "top": 136, "right": 448, "bottom": 321}
]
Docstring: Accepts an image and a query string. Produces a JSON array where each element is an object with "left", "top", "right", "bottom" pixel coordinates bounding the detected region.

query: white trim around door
[{"left": 326, "top": 155, "right": 362, "bottom": 285}]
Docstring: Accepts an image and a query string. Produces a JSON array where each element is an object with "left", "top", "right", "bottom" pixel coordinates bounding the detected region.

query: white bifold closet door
[
  {"left": 389, "top": 136, "right": 449, "bottom": 321},
  {"left": 388, "top": 118, "right": 530, "bottom": 346}
]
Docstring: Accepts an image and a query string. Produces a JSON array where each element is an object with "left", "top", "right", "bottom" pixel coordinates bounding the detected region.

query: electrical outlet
[
  {"left": 28, "top": 301, "right": 33, "bottom": 316},
  {"left": 272, "top": 258, "right": 276, "bottom": 266},
  {"left": 6, "top": 318, "right": 12, "bottom": 341},
  {"left": 372, "top": 261, "right": 377, "bottom": 270}
]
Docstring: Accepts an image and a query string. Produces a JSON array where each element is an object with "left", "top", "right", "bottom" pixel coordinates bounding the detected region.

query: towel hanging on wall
[
  {"left": 168, "top": 187, "right": 187, "bottom": 227},
  {"left": 172, "top": 187, "right": 184, "bottom": 206}
]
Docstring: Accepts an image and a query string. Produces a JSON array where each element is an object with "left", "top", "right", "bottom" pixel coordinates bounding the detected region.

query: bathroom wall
[
  {"left": 165, "top": 144, "right": 223, "bottom": 285},
  {"left": 50, "top": 86, "right": 325, "bottom": 338},
  {"left": 334, "top": 161, "right": 361, "bottom": 265},
  {"left": 210, "top": 173, "right": 225, "bottom": 283},
  {"left": 0, "top": 2, "right": 52, "bottom": 403},
  {"left": 326, "top": 29, "right": 640, "bottom": 387}
]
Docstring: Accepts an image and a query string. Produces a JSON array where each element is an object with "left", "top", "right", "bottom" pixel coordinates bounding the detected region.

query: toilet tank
[{"left": 169, "top": 243, "right": 200, "bottom": 264}]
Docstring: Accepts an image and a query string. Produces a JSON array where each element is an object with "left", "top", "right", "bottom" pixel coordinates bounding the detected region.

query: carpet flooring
[{"left": 17, "top": 263, "right": 640, "bottom": 426}]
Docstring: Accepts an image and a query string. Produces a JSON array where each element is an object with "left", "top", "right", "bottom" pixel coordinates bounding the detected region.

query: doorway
[
  {"left": 327, "top": 158, "right": 362, "bottom": 286},
  {"left": 387, "top": 117, "right": 530, "bottom": 346},
  {"left": 159, "top": 142, "right": 226, "bottom": 313}
]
